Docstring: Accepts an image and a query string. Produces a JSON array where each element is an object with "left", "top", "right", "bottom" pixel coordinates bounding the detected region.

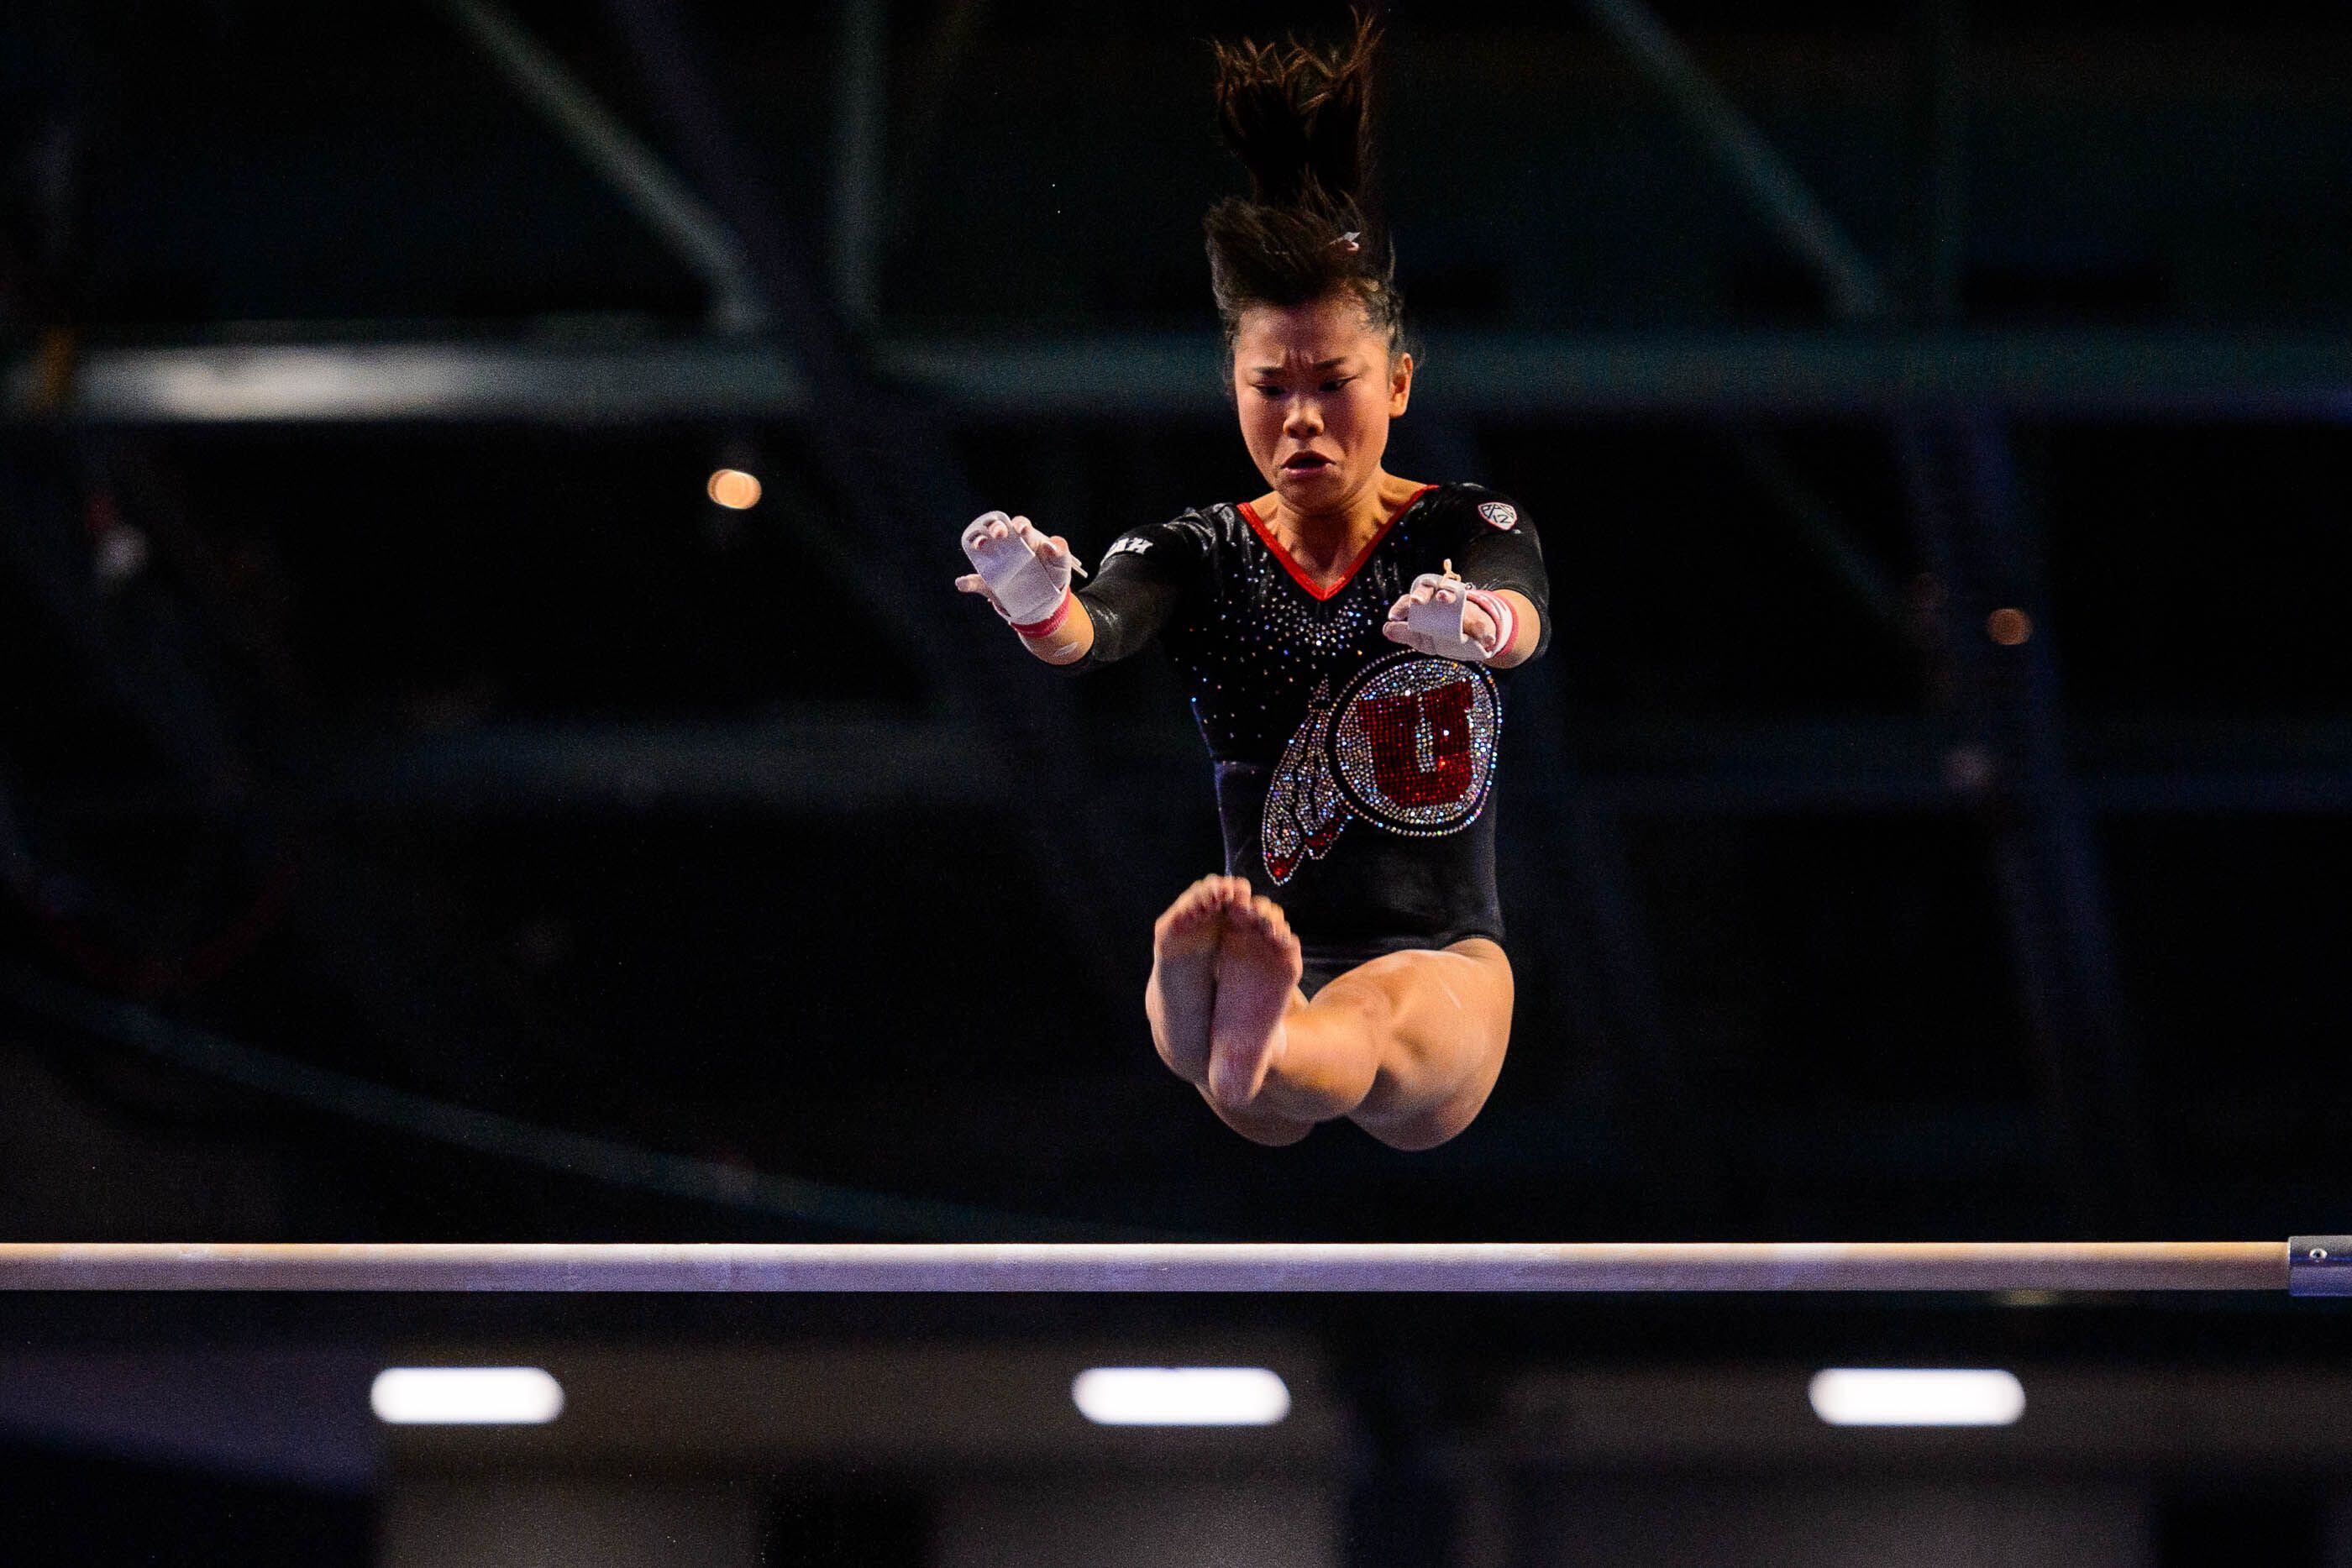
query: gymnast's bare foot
[
  {"left": 1208, "top": 893, "right": 1304, "bottom": 1109},
  {"left": 1147, "top": 875, "right": 1246, "bottom": 1083}
]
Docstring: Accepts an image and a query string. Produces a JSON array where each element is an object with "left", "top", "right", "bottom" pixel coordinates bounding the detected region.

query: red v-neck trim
[{"left": 1237, "top": 484, "right": 1437, "bottom": 602}]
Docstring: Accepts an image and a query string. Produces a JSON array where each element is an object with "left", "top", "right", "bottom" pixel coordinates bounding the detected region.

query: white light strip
[
  {"left": 1809, "top": 1368, "right": 2024, "bottom": 1427},
  {"left": 370, "top": 1366, "right": 564, "bottom": 1425},
  {"left": 1071, "top": 1366, "right": 1291, "bottom": 1427}
]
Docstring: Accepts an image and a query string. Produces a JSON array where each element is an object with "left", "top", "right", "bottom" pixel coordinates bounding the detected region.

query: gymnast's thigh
[{"left": 1322, "top": 938, "right": 1515, "bottom": 1148}]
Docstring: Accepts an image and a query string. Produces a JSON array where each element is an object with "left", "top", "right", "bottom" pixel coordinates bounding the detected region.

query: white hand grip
[{"left": 961, "top": 511, "right": 1069, "bottom": 627}]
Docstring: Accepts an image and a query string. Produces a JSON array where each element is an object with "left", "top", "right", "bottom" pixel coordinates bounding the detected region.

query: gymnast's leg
[
  {"left": 1147, "top": 877, "right": 1314, "bottom": 1146},
  {"left": 1147, "top": 880, "right": 1513, "bottom": 1150},
  {"left": 1144, "top": 874, "right": 1239, "bottom": 1087}
]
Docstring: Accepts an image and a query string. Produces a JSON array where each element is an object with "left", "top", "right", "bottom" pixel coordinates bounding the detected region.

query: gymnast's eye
[
  {"left": 1321, "top": 377, "right": 1355, "bottom": 393},
  {"left": 1252, "top": 383, "right": 1286, "bottom": 400}
]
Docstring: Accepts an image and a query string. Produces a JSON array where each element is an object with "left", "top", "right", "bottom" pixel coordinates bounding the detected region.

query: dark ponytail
[{"left": 1204, "top": 11, "right": 1403, "bottom": 355}]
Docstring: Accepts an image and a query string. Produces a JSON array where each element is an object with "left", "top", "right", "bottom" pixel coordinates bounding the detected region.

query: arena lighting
[
  {"left": 706, "top": 467, "right": 763, "bottom": 509},
  {"left": 370, "top": 1366, "right": 564, "bottom": 1425},
  {"left": 1071, "top": 1366, "right": 1291, "bottom": 1426},
  {"left": 1808, "top": 1368, "right": 2024, "bottom": 1428}
]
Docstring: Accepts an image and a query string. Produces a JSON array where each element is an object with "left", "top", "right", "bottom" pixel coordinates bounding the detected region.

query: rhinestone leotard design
[{"left": 1064, "top": 482, "right": 1551, "bottom": 961}]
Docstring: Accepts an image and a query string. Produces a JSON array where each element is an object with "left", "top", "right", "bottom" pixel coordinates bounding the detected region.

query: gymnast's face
[{"left": 1232, "top": 293, "right": 1412, "bottom": 520}]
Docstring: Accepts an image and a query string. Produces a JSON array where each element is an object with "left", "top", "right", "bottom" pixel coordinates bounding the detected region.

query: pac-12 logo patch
[{"left": 1478, "top": 501, "right": 1519, "bottom": 530}]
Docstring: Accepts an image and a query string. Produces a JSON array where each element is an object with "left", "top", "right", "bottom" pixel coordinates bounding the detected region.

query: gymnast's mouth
[{"left": 1281, "top": 452, "right": 1334, "bottom": 472}]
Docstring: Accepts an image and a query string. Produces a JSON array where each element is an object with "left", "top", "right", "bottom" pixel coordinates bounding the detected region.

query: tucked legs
[{"left": 1145, "top": 879, "right": 1513, "bottom": 1150}]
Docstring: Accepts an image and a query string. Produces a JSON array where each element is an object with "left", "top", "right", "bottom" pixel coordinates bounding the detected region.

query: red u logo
[{"left": 1359, "top": 683, "right": 1475, "bottom": 807}]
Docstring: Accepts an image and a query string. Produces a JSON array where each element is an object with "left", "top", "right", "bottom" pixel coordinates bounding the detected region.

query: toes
[
  {"left": 1232, "top": 896, "right": 1288, "bottom": 941},
  {"left": 1161, "top": 874, "right": 1236, "bottom": 932}
]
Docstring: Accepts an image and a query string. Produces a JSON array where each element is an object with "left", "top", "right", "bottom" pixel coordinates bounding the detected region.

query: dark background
[{"left": 2, "top": 3, "right": 2348, "bottom": 1564}]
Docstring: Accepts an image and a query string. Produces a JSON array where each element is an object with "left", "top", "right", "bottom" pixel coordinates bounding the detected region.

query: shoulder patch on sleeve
[
  {"left": 1105, "top": 536, "right": 1152, "bottom": 560},
  {"left": 1478, "top": 501, "right": 1519, "bottom": 530}
]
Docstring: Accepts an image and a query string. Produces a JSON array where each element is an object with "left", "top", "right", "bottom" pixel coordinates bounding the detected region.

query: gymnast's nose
[{"left": 1284, "top": 400, "right": 1321, "bottom": 438}]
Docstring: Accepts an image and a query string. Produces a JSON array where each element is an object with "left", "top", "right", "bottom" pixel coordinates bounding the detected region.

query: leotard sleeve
[
  {"left": 1066, "top": 512, "right": 1214, "bottom": 667},
  {"left": 1446, "top": 490, "right": 1552, "bottom": 662}
]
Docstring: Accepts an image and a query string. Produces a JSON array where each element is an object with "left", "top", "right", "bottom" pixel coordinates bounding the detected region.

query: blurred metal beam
[
  {"left": 19, "top": 329, "right": 2352, "bottom": 425},
  {"left": 1536, "top": 725, "right": 1732, "bottom": 1208},
  {"left": 4, "top": 339, "right": 809, "bottom": 424},
  {"left": 887, "top": 328, "right": 2352, "bottom": 418},
  {"left": 885, "top": 0, "right": 992, "bottom": 244},
  {"left": 1901, "top": 0, "right": 1969, "bottom": 323},
  {"left": 831, "top": 0, "right": 888, "bottom": 323},
  {"left": 1580, "top": 0, "right": 1887, "bottom": 319},
  {"left": 0, "top": 961, "right": 1131, "bottom": 1241},
  {"left": 1507, "top": 710, "right": 2352, "bottom": 815},
  {"left": 309, "top": 718, "right": 1009, "bottom": 814},
  {"left": 1899, "top": 413, "right": 2150, "bottom": 1232},
  {"left": 0, "top": 449, "right": 250, "bottom": 799},
  {"left": 1723, "top": 427, "right": 1908, "bottom": 634},
  {"left": 1877, "top": 7, "right": 2146, "bottom": 1230},
  {"left": 439, "top": 0, "right": 771, "bottom": 333},
  {"left": 596, "top": 0, "right": 1156, "bottom": 1002},
  {"left": 239, "top": 715, "right": 2352, "bottom": 818}
]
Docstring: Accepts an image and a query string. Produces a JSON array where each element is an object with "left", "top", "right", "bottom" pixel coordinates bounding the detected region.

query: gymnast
[{"left": 953, "top": 16, "right": 1550, "bottom": 1151}]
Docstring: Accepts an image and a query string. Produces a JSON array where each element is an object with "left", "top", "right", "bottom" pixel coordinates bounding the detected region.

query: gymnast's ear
[{"left": 1389, "top": 350, "right": 1412, "bottom": 417}]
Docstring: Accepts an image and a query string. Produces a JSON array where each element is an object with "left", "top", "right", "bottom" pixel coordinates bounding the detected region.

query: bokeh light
[{"left": 706, "top": 468, "right": 763, "bottom": 510}]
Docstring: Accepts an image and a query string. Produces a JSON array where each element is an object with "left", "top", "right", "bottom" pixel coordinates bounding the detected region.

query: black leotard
[{"left": 1066, "top": 482, "right": 1551, "bottom": 993}]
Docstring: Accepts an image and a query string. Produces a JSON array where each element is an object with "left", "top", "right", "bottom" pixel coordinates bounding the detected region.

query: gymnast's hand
[
  {"left": 1383, "top": 571, "right": 1515, "bottom": 663},
  {"left": 955, "top": 511, "right": 1085, "bottom": 632}
]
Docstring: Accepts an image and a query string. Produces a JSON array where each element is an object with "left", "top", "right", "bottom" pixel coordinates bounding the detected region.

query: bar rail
[{"left": 0, "top": 1240, "right": 2339, "bottom": 1293}]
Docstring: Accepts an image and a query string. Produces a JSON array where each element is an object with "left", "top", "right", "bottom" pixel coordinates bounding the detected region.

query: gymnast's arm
[
  {"left": 1451, "top": 501, "right": 1552, "bottom": 669},
  {"left": 955, "top": 512, "right": 1194, "bottom": 669},
  {"left": 1478, "top": 590, "right": 1543, "bottom": 669},
  {"left": 1382, "top": 504, "right": 1553, "bottom": 669}
]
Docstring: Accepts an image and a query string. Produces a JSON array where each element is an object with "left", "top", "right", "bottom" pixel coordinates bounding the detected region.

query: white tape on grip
[
  {"left": 1403, "top": 572, "right": 1509, "bottom": 663},
  {"left": 1403, "top": 579, "right": 1472, "bottom": 656},
  {"left": 1394, "top": 573, "right": 1513, "bottom": 663},
  {"left": 961, "top": 511, "right": 1068, "bottom": 627}
]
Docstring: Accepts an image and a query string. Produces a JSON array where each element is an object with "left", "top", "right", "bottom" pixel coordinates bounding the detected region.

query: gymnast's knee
[{"left": 1354, "top": 1070, "right": 1501, "bottom": 1151}]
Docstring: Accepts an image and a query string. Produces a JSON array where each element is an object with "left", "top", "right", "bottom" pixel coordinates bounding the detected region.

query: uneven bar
[{"left": 0, "top": 1241, "right": 2309, "bottom": 1293}]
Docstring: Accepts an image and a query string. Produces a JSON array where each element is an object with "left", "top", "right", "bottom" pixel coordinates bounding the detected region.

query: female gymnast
[{"left": 953, "top": 17, "right": 1550, "bottom": 1151}]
